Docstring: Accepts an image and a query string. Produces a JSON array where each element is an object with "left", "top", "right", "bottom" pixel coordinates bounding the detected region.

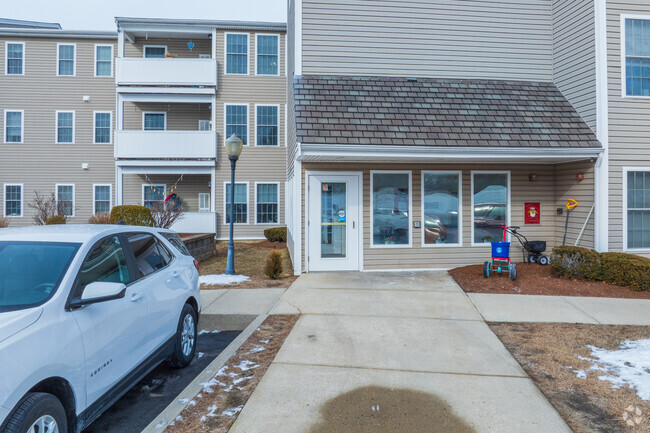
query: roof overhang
[
  {"left": 0, "top": 29, "right": 116, "bottom": 39},
  {"left": 298, "top": 144, "right": 603, "bottom": 164}
]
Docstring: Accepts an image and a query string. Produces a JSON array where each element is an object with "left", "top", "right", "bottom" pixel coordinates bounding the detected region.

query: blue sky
[{"left": 4, "top": 0, "right": 287, "bottom": 30}]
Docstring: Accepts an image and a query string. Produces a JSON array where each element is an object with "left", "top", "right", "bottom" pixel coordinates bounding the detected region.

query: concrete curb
[{"left": 142, "top": 313, "right": 268, "bottom": 433}]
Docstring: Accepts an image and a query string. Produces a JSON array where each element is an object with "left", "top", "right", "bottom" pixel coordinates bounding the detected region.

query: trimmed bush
[
  {"left": 45, "top": 215, "right": 67, "bottom": 225},
  {"left": 264, "top": 227, "right": 287, "bottom": 243},
  {"left": 264, "top": 249, "right": 284, "bottom": 279},
  {"left": 88, "top": 212, "right": 111, "bottom": 224},
  {"left": 600, "top": 252, "right": 650, "bottom": 291},
  {"left": 550, "top": 246, "right": 601, "bottom": 281},
  {"left": 0, "top": 216, "right": 8, "bottom": 228},
  {"left": 109, "top": 205, "right": 154, "bottom": 227}
]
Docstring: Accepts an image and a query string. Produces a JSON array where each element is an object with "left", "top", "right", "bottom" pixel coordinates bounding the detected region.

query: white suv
[{"left": 0, "top": 225, "right": 201, "bottom": 433}]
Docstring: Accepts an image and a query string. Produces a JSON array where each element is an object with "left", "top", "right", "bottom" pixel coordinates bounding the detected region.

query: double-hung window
[
  {"left": 94, "top": 185, "right": 112, "bottom": 214},
  {"left": 256, "top": 105, "right": 279, "bottom": 146},
  {"left": 624, "top": 18, "right": 650, "bottom": 97},
  {"left": 225, "top": 183, "right": 248, "bottom": 224},
  {"left": 95, "top": 44, "right": 113, "bottom": 77},
  {"left": 4, "top": 110, "right": 23, "bottom": 143},
  {"left": 472, "top": 172, "right": 510, "bottom": 245},
  {"left": 422, "top": 172, "right": 461, "bottom": 245},
  {"left": 256, "top": 183, "right": 279, "bottom": 224},
  {"left": 625, "top": 169, "right": 650, "bottom": 249},
  {"left": 94, "top": 112, "right": 111, "bottom": 144},
  {"left": 371, "top": 172, "right": 412, "bottom": 246},
  {"left": 144, "top": 46, "right": 166, "bottom": 58},
  {"left": 4, "top": 184, "right": 23, "bottom": 217},
  {"left": 256, "top": 35, "right": 279, "bottom": 75},
  {"left": 56, "top": 184, "right": 74, "bottom": 217},
  {"left": 226, "top": 33, "right": 248, "bottom": 74},
  {"left": 6, "top": 42, "right": 24, "bottom": 75},
  {"left": 225, "top": 105, "right": 248, "bottom": 145},
  {"left": 143, "top": 112, "right": 166, "bottom": 131},
  {"left": 57, "top": 44, "right": 75, "bottom": 76},
  {"left": 56, "top": 111, "right": 74, "bottom": 143},
  {"left": 143, "top": 185, "right": 166, "bottom": 209}
]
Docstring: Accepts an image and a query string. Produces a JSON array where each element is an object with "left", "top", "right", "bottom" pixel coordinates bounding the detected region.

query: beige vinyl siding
[
  {"left": 125, "top": 37, "right": 212, "bottom": 58},
  {"left": 607, "top": 0, "right": 650, "bottom": 256},
  {"left": 301, "top": 0, "right": 553, "bottom": 81},
  {"left": 554, "top": 161, "right": 595, "bottom": 248},
  {"left": 0, "top": 36, "right": 116, "bottom": 226},
  {"left": 123, "top": 103, "right": 212, "bottom": 130},
  {"left": 122, "top": 174, "right": 210, "bottom": 211},
  {"left": 287, "top": 0, "right": 298, "bottom": 178},
  {"left": 551, "top": 0, "right": 597, "bottom": 132}
]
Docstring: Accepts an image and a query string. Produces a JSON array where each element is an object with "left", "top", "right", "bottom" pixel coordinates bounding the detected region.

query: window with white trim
[
  {"left": 626, "top": 170, "right": 650, "bottom": 249},
  {"left": 94, "top": 112, "right": 111, "bottom": 143},
  {"left": 57, "top": 44, "right": 75, "bottom": 76},
  {"left": 6, "top": 42, "right": 24, "bottom": 75},
  {"left": 144, "top": 46, "right": 166, "bottom": 58},
  {"left": 95, "top": 45, "right": 112, "bottom": 77},
  {"left": 256, "top": 183, "right": 278, "bottom": 224},
  {"left": 624, "top": 18, "right": 650, "bottom": 96},
  {"left": 56, "top": 111, "right": 74, "bottom": 143},
  {"left": 256, "top": 105, "right": 278, "bottom": 146},
  {"left": 225, "top": 183, "right": 247, "bottom": 224},
  {"left": 4, "top": 184, "right": 22, "bottom": 217},
  {"left": 226, "top": 33, "right": 248, "bottom": 74},
  {"left": 4, "top": 111, "right": 23, "bottom": 143},
  {"left": 372, "top": 172, "right": 411, "bottom": 246},
  {"left": 472, "top": 172, "right": 509, "bottom": 244},
  {"left": 256, "top": 35, "right": 278, "bottom": 75},
  {"left": 422, "top": 172, "right": 461, "bottom": 245},
  {"left": 144, "top": 112, "right": 165, "bottom": 131},
  {"left": 198, "top": 120, "right": 211, "bottom": 131},
  {"left": 225, "top": 105, "right": 247, "bottom": 145},
  {"left": 199, "top": 193, "right": 210, "bottom": 212},
  {"left": 56, "top": 184, "right": 74, "bottom": 217},
  {"left": 143, "top": 185, "right": 166, "bottom": 208},
  {"left": 94, "top": 185, "right": 111, "bottom": 214}
]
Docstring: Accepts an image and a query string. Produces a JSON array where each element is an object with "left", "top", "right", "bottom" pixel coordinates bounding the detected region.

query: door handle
[{"left": 130, "top": 293, "right": 144, "bottom": 302}]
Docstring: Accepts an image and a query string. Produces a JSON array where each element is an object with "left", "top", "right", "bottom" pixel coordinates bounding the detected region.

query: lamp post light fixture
[{"left": 225, "top": 133, "right": 244, "bottom": 275}]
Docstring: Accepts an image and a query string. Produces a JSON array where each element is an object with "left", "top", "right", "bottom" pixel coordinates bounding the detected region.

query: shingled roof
[{"left": 294, "top": 76, "right": 601, "bottom": 149}]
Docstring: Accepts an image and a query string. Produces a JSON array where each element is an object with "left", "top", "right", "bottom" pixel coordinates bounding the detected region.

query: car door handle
[{"left": 130, "top": 293, "right": 144, "bottom": 302}]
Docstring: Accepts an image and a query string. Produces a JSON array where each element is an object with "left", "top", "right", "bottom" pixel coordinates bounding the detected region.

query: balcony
[
  {"left": 171, "top": 212, "right": 217, "bottom": 234},
  {"left": 116, "top": 58, "right": 218, "bottom": 87},
  {"left": 115, "top": 130, "right": 217, "bottom": 159}
]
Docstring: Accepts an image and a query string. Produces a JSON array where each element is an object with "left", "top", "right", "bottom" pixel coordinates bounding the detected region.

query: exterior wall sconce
[
  {"left": 529, "top": 174, "right": 537, "bottom": 182},
  {"left": 576, "top": 173, "right": 584, "bottom": 181}
]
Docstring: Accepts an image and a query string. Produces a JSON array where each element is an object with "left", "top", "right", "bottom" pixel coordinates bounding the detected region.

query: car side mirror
[{"left": 69, "top": 282, "right": 126, "bottom": 309}]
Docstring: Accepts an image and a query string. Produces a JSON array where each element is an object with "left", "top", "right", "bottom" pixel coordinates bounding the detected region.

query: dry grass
[
  {"left": 199, "top": 241, "right": 298, "bottom": 289},
  {"left": 491, "top": 323, "right": 650, "bottom": 433},
  {"left": 0, "top": 216, "right": 8, "bottom": 228},
  {"left": 165, "top": 314, "right": 299, "bottom": 433}
]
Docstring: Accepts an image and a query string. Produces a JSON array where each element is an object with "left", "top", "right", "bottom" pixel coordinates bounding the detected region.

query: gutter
[{"left": 0, "top": 29, "right": 117, "bottom": 39}]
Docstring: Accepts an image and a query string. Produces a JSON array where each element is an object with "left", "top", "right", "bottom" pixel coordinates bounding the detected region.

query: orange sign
[{"left": 525, "top": 202, "right": 540, "bottom": 224}]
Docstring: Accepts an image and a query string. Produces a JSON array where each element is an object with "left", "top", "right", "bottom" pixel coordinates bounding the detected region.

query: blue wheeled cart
[{"left": 483, "top": 226, "right": 517, "bottom": 281}]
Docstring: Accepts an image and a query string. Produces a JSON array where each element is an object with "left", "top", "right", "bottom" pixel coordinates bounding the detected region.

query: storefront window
[
  {"left": 423, "top": 172, "right": 461, "bottom": 245},
  {"left": 372, "top": 172, "right": 410, "bottom": 246},
  {"left": 472, "top": 172, "right": 509, "bottom": 244}
]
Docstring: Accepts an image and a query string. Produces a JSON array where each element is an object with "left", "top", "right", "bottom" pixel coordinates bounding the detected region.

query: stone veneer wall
[{"left": 182, "top": 234, "right": 216, "bottom": 261}]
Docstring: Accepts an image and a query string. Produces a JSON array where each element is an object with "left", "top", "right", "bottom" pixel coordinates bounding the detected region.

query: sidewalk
[{"left": 229, "top": 272, "right": 573, "bottom": 432}]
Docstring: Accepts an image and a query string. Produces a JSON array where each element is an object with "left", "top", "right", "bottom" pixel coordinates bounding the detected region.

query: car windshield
[{"left": 0, "top": 241, "right": 80, "bottom": 312}]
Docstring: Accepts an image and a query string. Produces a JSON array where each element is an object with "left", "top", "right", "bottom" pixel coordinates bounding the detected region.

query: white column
[
  {"left": 115, "top": 166, "right": 123, "bottom": 205},
  {"left": 594, "top": 0, "right": 609, "bottom": 252},
  {"left": 211, "top": 29, "right": 217, "bottom": 60},
  {"left": 210, "top": 170, "right": 215, "bottom": 213},
  {"left": 117, "top": 31, "right": 125, "bottom": 58}
]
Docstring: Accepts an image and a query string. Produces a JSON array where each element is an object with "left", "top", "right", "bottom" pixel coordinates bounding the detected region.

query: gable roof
[
  {"left": 0, "top": 18, "right": 61, "bottom": 29},
  {"left": 294, "top": 76, "right": 601, "bottom": 149}
]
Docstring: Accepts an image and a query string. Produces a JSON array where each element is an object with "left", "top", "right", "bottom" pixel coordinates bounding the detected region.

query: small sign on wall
[{"left": 525, "top": 202, "right": 541, "bottom": 224}]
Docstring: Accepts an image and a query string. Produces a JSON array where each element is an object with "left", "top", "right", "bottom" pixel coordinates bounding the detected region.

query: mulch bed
[
  {"left": 165, "top": 314, "right": 299, "bottom": 433},
  {"left": 491, "top": 323, "right": 650, "bottom": 433},
  {"left": 449, "top": 264, "right": 650, "bottom": 299}
]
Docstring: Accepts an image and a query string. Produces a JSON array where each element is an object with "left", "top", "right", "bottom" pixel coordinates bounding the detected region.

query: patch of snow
[
  {"left": 197, "top": 393, "right": 202, "bottom": 398},
  {"left": 199, "top": 274, "right": 250, "bottom": 286},
  {"left": 155, "top": 418, "right": 168, "bottom": 429},
  {"left": 177, "top": 398, "right": 189, "bottom": 404},
  {"left": 188, "top": 400, "right": 197, "bottom": 407},
  {"left": 200, "top": 378, "right": 226, "bottom": 393},
  {"left": 197, "top": 352, "right": 205, "bottom": 359},
  {"left": 371, "top": 404, "right": 380, "bottom": 412},
  {"left": 574, "top": 369, "right": 587, "bottom": 380},
  {"left": 233, "top": 376, "right": 251, "bottom": 385},
  {"left": 200, "top": 416, "right": 206, "bottom": 422},
  {"left": 221, "top": 406, "right": 243, "bottom": 417},
  {"left": 205, "top": 404, "right": 219, "bottom": 418},
  {"left": 259, "top": 339, "right": 270, "bottom": 344},
  {"left": 248, "top": 346, "right": 265, "bottom": 354},
  {"left": 198, "top": 329, "right": 222, "bottom": 335},
  {"left": 578, "top": 338, "right": 650, "bottom": 401},
  {"left": 234, "top": 360, "right": 259, "bottom": 371}
]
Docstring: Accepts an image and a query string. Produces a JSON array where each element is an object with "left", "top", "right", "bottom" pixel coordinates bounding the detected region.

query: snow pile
[
  {"left": 199, "top": 274, "right": 250, "bottom": 286},
  {"left": 234, "top": 360, "right": 259, "bottom": 372},
  {"left": 198, "top": 329, "right": 222, "bottom": 335},
  {"left": 248, "top": 346, "right": 265, "bottom": 354},
  {"left": 578, "top": 338, "right": 650, "bottom": 401},
  {"left": 221, "top": 406, "right": 243, "bottom": 417}
]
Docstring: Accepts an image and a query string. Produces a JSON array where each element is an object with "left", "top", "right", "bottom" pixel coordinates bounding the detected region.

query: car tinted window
[
  {"left": 161, "top": 232, "right": 192, "bottom": 256},
  {"left": 0, "top": 241, "right": 79, "bottom": 312},
  {"left": 127, "top": 233, "right": 167, "bottom": 279},
  {"left": 78, "top": 236, "right": 131, "bottom": 290}
]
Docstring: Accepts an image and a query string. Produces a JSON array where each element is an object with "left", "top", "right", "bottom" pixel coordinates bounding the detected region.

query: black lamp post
[{"left": 225, "top": 133, "right": 243, "bottom": 275}]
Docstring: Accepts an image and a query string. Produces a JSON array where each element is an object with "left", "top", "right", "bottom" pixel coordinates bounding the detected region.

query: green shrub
[
  {"left": 264, "top": 227, "right": 287, "bottom": 243},
  {"left": 600, "top": 252, "right": 650, "bottom": 291},
  {"left": 550, "top": 246, "right": 601, "bottom": 281},
  {"left": 264, "top": 249, "right": 284, "bottom": 279},
  {"left": 109, "top": 205, "right": 154, "bottom": 227},
  {"left": 45, "top": 215, "right": 67, "bottom": 225}
]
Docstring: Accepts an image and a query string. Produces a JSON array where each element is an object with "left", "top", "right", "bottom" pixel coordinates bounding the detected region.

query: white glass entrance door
[{"left": 308, "top": 174, "right": 361, "bottom": 271}]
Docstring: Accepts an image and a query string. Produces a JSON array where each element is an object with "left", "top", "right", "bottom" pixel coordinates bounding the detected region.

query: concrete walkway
[
  {"left": 229, "top": 272, "right": 573, "bottom": 432},
  {"left": 199, "top": 288, "right": 285, "bottom": 330}
]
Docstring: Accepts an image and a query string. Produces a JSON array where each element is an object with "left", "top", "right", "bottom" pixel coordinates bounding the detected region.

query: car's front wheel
[
  {"left": 4, "top": 393, "right": 67, "bottom": 433},
  {"left": 169, "top": 303, "right": 198, "bottom": 368}
]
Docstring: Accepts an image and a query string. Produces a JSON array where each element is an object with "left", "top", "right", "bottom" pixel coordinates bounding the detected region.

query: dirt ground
[
  {"left": 450, "top": 264, "right": 650, "bottom": 299},
  {"left": 491, "top": 323, "right": 650, "bottom": 433},
  {"left": 165, "top": 315, "right": 299, "bottom": 433},
  {"left": 200, "top": 241, "right": 298, "bottom": 289}
]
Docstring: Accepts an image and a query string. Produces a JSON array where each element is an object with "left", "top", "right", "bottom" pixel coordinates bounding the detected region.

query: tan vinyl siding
[
  {"left": 301, "top": 0, "right": 553, "bottom": 81},
  {"left": 0, "top": 36, "right": 116, "bottom": 225},
  {"left": 607, "top": 0, "right": 650, "bottom": 257},
  {"left": 554, "top": 161, "right": 595, "bottom": 248},
  {"left": 123, "top": 103, "right": 212, "bottom": 130},
  {"left": 287, "top": 0, "right": 297, "bottom": 178},
  {"left": 125, "top": 37, "right": 212, "bottom": 58},
  {"left": 122, "top": 174, "right": 210, "bottom": 211},
  {"left": 551, "top": 0, "right": 597, "bottom": 132}
]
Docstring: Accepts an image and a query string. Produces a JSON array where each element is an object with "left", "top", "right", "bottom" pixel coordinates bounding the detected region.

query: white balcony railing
[
  {"left": 115, "top": 130, "right": 217, "bottom": 159},
  {"left": 171, "top": 212, "right": 217, "bottom": 234},
  {"left": 116, "top": 58, "right": 218, "bottom": 87}
]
